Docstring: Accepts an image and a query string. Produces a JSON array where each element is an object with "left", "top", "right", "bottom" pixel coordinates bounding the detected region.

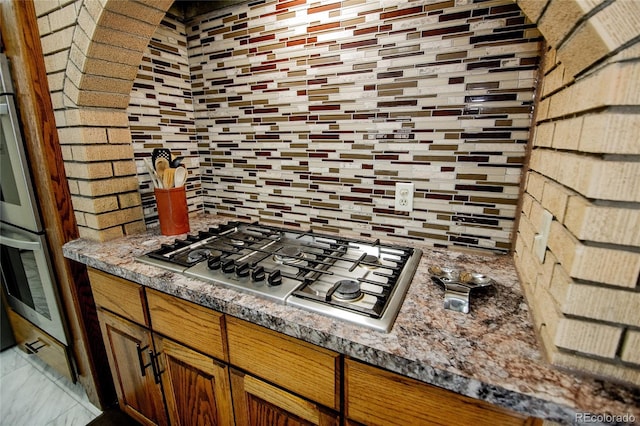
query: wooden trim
[{"left": 0, "top": 0, "right": 113, "bottom": 408}]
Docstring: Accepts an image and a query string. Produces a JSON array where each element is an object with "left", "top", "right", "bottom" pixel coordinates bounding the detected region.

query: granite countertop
[{"left": 62, "top": 214, "right": 639, "bottom": 424}]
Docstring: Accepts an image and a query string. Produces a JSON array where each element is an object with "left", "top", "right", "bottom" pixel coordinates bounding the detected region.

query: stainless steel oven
[{"left": 0, "top": 53, "right": 68, "bottom": 345}]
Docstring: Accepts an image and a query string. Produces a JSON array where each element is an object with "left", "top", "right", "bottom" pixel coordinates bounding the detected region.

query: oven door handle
[{"left": 0, "top": 233, "right": 43, "bottom": 251}]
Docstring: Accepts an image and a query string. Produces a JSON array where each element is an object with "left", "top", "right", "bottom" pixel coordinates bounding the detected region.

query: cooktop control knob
[
  {"left": 207, "top": 254, "right": 221, "bottom": 270},
  {"left": 235, "top": 262, "right": 250, "bottom": 278},
  {"left": 222, "top": 259, "right": 235, "bottom": 274},
  {"left": 267, "top": 270, "right": 282, "bottom": 286},
  {"left": 251, "top": 266, "right": 265, "bottom": 282}
]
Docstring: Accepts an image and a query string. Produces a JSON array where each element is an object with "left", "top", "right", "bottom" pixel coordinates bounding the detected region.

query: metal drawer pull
[
  {"left": 150, "top": 351, "right": 165, "bottom": 384},
  {"left": 25, "top": 339, "right": 47, "bottom": 353},
  {"left": 136, "top": 344, "right": 152, "bottom": 376}
]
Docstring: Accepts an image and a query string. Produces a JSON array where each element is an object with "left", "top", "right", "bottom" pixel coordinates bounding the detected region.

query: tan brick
[
  {"left": 514, "top": 237, "right": 541, "bottom": 286},
  {"left": 579, "top": 112, "right": 640, "bottom": 154},
  {"left": 520, "top": 192, "right": 534, "bottom": 217},
  {"left": 34, "top": 0, "right": 64, "bottom": 17},
  {"left": 98, "top": 10, "right": 159, "bottom": 40},
  {"left": 64, "top": 109, "right": 129, "bottom": 127},
  {"left": 549, "top": 349, "right": 640, "bottom": 387},
  {"left": 532, "top": 122, "right": 554, "bottom": 148},
  {"left": 48, "top": 3, "right": 78, "bottom": 32},
  {"left": 548, "top": 220, "right": 640, "bottom": 287},
  {"left": 124, "top": 220, "right": 148, "bottom": 235},
  {"left": 78, "top": 225, "right": 125, "bottom": 242},
  {"left": 591, "top": 0, "right": 640, "bottom": 50},
  {"left": 542, "top": 46, "right": 557, "bottom": 74},
  {"left": 40, "top": 27, "right": 75, "bottom": 56},
  {"left": 77, "top": 74, "right": 133, "bottom": 95},
  {"left": 541, "top": 65, "right": 565, "bottom": 98},
  {"left": 548, "top": 261, "right": 570, "bottom": 309},
  {"left": 551, "top": 116, "right": 581, "bottom": 151},
  {"left": 530, "top": 150, "right": 640, "bottom": 202},
  {"left": 621, "top": 330, "right": 640, "bottom": 365},
  {"left": 137, "top": 0, "right": 175, "bottom": 12},
  {"left": 87, "top": 43, "right": 145, "bottom": 67},
  {"left": 516, "top": 213, "right": 537, "bottom": 251},
  {"left": 537, "top": 0, "right": 592, "bottom": 47},
  {"left": 537, "top": 249, "right": 557, "bottom": 290},
  {"left": 85, "top": 58, "right": 139, "bottom": 81},
  {"left": 71, "top": 195, "right": 119, "bottom": 214},
  {"left": 107, "top": 128, "right": 132, "bottom": 144},
  {"left": 564, "top": 196, "right": 640, "bottom": 246},
  {"left": 84, "top": 207, "right": 143, "bottom": 229},
  {"left": 44, "top": 50, "right": 69, "bottom": 74},
  {"left": 76, "top": 89, "right": 131, "bottom": 109},
  {"left": 525, "top": 171, "right": 545, "bottom": 201},
  {"left": 37, "top": 15, "right": 51, "bottom": 37},
  {"left": 64, "top": 162, "right": 113, "bottom": 179},
  {"left": 535, "top": 97, "right": 550, "bottom": 122},
  {"left": 92, "top": 26, "right": 151, "bottom": 51},
  {"left": 47, "top": 72, "right": 65, "bottom": 92},
  {"left": 555, "top": 318, "right": 622, "bottom": 358},
  {"left": 557, "top": 20, "right": 610, "bottom": 78},
  {"left": 74, "top": 211, "right": 86, "bottom": 227},
  {"left": 112, "top": 160, "right": 137, "bottom": 176},
  {"left": 77, "top": 176, "right": 140, "bottom": 197},
  {"left": 57, "top": 127, "right": 107, "bottom": 145},
  {"left": 516, "top": 0, "right": 549, "bottom": 23},
  {"left": 104, "top": 0, "right": 166, "bottom": 24},
  {"left": 541, "top": 179, "right": 572, "bottom": 222},
  {"left": 71, "top": 144, "right": 134, "bottom": 162},
  {"left": 563, "top": 284, "right": 640, "bottom": 327},
  {"left": 118, "top": 192, "right": 142, "bottom": 209}
]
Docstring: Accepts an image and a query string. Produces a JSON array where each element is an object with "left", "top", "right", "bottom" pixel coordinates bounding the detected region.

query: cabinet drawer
[
  {"left": 7, "top": 308, "right": 74, "bottom": 382},
  {"left": 146, "top": 289, "right": 227, "bottom": 361},
  {"left": 88, "top": 268, "right": 148, "bottom": 326},
  {"left": 345, "top": 359, "right": 537, "bottom": 426},
  {"left": 226, "top": 317, "right": 340, "bottom": 410}
]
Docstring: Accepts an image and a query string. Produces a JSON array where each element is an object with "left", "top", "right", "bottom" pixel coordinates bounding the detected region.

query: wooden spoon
[
  {"left": 163, "top": 167, "right": 175, "bottom": 189},
  {"left": 174, "top": 166, "right": 187, "bottom": 187},
  {"left": 155, "top": 157, "right": 169, "bottom": 182}
]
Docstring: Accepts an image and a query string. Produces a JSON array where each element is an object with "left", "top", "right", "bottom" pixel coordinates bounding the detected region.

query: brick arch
[{"left": 65, "top": 0, "right": 174, "bottom": 108}]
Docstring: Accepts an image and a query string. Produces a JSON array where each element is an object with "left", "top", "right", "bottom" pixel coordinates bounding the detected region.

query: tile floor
[{"left": 0, "top": 346, "right": 102, "bottom": 426}]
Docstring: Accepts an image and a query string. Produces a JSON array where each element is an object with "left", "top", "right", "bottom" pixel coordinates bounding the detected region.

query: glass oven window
[{"left": 1, "top": 244, "right": 51, "bottom": 319}]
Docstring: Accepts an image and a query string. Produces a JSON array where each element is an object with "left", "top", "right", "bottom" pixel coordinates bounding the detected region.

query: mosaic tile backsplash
[{"left": 130, "top": 0, "right": 542, "bottom": 252}]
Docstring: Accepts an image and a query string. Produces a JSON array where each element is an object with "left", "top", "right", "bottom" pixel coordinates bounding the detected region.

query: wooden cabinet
[
  {"left": 154, "top": 334, "right": 234, "bottom": 426},
  {"left": 226, "top": 316, "right": 341, "bottom": 411},
  {"left": 98, "top": 309, "right": 168, "bottom": 426},
  {"left": 89, "top": 269, "right": 540, "bottom": 426},
  {"left": 230, "top": 368, "right": 339, "bottom": 426},
  {"left": 344, "top": 358, "right": 540, "bottom": 426}
]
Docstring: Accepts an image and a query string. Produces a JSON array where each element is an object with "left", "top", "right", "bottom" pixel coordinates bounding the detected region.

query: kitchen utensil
[
  {"left": 162, "top": 167, "right": 175, "bottom": 189},
  {"left": 155, "top": 157, "right": 170, "bottom": 182},
  {"left": 151, "top": 148, "right": 171, "bottom": 169},
  {"left": 143, "top": 158, "right": 163, "bottom": 188},
  {"left": 429, "top": 265, "right": 494, "bottom": 314},
  {"left": 174, "top": 166, "right": 187, "bottom": 187},
  {"left": 170, "top": 156, "right": 184, "bottom": 168}
]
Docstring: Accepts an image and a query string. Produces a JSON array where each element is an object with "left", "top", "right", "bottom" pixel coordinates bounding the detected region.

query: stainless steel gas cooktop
[{"left": 137, "top": 222, "right": 422, "bottom": 332}]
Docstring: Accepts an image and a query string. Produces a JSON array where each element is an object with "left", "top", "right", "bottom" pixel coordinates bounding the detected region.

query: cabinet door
[
  {"left": 154, "top": 334, "right": 234, "bottom": 426},
  {"left": 98, "top": 309, "right": 168, "bottom": 426},
  {"left": 230, "top": 368, "right": 339, "bottom": 426}
]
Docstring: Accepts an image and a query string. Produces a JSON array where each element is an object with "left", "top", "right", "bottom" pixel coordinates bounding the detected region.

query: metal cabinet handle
[
  {"left": 149, "top": 350, "right": 165, "bottom": 384},
  {"left": 136, "top": 343, "right": 152, "bottom": 377},
  {"left": 25, "top": 339, "right": 47, "bottom": 353}
]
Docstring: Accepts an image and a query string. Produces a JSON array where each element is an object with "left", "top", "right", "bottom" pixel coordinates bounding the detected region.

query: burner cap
[
  {"left": 361, "top": 254, "right": 381, "bottom": 269},
  {"left": 187, "top": 249, "right": 211, "bottom": 264},
  {"left": 333, "top": 279, "right": 363, "bottom": 302},
  {"left": 274, "top": 246, "right": 305, "bottom": 264}
]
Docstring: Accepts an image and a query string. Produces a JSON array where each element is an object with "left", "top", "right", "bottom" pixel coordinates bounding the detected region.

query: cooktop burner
[{"left": 136, "top": 221, "right": 422, "bottom": 332}]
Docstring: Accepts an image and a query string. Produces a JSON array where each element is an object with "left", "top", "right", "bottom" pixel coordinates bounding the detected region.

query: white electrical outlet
[{"left": 394, "top": 182, "right": 414, "bottom": 212}]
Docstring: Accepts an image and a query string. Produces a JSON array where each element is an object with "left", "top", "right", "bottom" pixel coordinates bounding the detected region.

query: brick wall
[{"left": 515, "top": 0, "right": 640, "bottom": 385}]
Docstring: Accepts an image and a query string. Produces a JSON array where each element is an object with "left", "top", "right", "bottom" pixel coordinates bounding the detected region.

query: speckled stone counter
[{"left": 62, "top": 214, "right": 639, "bottom": 425}]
